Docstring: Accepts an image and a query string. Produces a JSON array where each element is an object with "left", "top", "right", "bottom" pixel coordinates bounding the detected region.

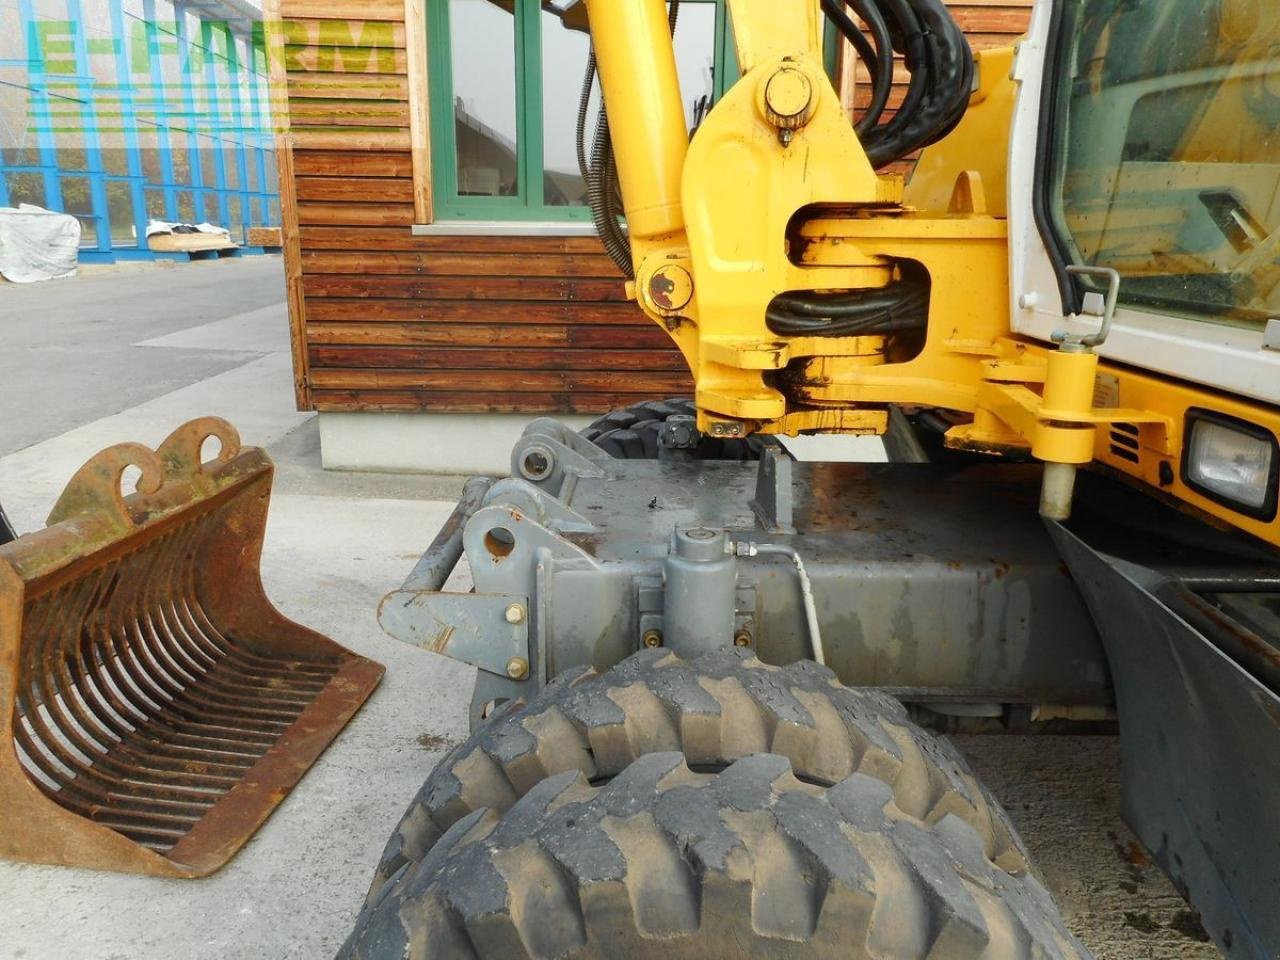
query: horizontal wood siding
[{"left": 278, "top": 0, "right": 1032, "bottom": 414}]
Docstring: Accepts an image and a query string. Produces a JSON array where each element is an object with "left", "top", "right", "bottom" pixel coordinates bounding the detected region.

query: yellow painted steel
[
  {"left": 905, "top": 47, "right": 1018, "bottom": 218},
  {"left": 1084, "top": 361, "right": 1280, "bottom": 547},
  {"left": 581, "top": 0, "right": 688, "bottom": 239},
  {"left": 582, "top": 1, "right": 1280, "bottom": 547},
  {"left": 726, "top": 0, "right": 824, "bottom": 73}
]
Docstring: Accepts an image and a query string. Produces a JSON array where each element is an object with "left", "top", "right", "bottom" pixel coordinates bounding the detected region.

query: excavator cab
[{"left": 342, "top": 1, "right": 1280, "bottom": 957}]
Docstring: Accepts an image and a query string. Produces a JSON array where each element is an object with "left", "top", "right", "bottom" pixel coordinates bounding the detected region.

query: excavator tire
[
  {"left": 344, "top": 650, "right": 1089, "bottom": 959},
  {"left": 581, "top": 398, "right": 773, "bottom": 461}
]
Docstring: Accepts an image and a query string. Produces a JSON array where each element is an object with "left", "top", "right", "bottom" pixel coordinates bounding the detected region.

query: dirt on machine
[{"left": 4, "top": 0, "right": 1280, "bottom": 958}]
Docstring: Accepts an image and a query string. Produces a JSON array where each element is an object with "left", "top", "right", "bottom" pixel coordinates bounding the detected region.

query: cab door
[{"left": 1008, "top": 0, "right": 1280, "bottom": 407}]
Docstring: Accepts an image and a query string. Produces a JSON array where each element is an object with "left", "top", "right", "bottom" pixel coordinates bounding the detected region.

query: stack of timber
[{"left": 248, "top": 227, "right": 284, "bottom": 249}]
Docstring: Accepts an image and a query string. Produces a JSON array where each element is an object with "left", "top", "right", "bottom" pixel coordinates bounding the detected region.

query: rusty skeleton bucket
[{"left": 0, "top": 417, "right": 383, "bottom": 877}]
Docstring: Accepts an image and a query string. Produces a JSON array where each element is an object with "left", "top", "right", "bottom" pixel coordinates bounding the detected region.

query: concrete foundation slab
[{"left": 318, "top": 411, "right": 596, "bottom": 475}]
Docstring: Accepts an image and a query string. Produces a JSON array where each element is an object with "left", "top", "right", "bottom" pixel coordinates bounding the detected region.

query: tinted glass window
[{"left": 1048, "top": 0, "right": 1280, "bottom": 330}]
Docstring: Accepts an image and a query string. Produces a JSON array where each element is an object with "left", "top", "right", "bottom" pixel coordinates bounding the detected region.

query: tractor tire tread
[
  {"left": 343, "top": 748, "right": 1090, "bottom": 959},
  {"left": 364, "top": 649, "right": 1029, "bottom": 907}
]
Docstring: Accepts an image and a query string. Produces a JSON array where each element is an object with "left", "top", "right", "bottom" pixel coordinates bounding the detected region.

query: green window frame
[{"left": 426, "top": 0, "right": 739, "bottom": 222}]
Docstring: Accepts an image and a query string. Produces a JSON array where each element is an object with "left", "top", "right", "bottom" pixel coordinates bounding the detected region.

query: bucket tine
[{"left": 0, "top": 417, "right": 383, "bottom": 877}]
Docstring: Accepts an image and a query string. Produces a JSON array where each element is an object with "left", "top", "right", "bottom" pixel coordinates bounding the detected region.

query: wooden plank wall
[{"left": 275, "top": 0, "right": 1033, "bottom": 415}]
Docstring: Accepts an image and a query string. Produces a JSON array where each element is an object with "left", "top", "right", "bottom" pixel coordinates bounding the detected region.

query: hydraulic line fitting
[{"left": 734, "top": 540, "right": 826, "bottom": 666}]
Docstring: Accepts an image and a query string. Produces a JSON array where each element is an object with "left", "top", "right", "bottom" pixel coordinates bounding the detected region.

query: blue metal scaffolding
[{"left": 0, "top": 0, "right": 280, "bottom": 263}]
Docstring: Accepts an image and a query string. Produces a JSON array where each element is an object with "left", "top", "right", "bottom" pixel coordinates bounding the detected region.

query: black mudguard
[{"left": 1052, "top": 521, "right": 1280, "bottom": 958}]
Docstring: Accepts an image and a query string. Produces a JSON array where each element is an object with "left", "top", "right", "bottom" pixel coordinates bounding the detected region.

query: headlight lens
[{"left": 1184, "top": 412, "right": 1278, "bottom": 518}]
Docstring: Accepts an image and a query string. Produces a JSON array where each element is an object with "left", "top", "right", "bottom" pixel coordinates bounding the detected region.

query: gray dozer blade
[{"left": 1052, "top": 521, "right": 1280, "bottom": 959}]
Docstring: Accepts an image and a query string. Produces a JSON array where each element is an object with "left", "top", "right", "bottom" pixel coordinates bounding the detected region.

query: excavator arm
[{"left": 573, "top": 0, "right": 1280, "bottom": 549}]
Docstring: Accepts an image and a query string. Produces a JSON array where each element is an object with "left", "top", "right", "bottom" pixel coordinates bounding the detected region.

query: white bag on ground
[{"left": 0, "top": 204, "right": 80, "bottom": 283}]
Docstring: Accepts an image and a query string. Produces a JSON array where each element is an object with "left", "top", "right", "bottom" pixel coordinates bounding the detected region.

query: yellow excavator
[
  {"left": 333, "top": 0, "right": 1279, "bottom": 955},
  {"left": 7, "top": 0, "right": 1267, "bottom": 951}
]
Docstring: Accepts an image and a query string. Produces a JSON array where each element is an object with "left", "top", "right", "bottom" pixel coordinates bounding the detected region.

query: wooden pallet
[{"left": 148, "top": 233, "right": 239, "bottom": 254}]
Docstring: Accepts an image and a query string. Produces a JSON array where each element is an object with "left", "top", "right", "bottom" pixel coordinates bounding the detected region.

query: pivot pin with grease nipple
[
  {"left": 764, "top": 65, "right": 815, "bottom": 143},
  {"left": 646, "top": 263, "right": 693, "bottom": 315}
]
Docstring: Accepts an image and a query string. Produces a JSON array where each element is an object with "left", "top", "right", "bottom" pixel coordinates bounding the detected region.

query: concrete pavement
[
  {"left": 0, "top": 258, "right": 288, "bottom": 457},
  {"left": 0, "top": 259, "right": 1222, "bottom": 959},
  {"left": 1, "top": 258, "right": 479, "bottom": 958}
]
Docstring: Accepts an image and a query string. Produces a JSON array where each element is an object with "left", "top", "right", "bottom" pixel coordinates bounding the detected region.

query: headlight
[{"left": 1183, "top": 410, "right": 1278, "bottom": 520}]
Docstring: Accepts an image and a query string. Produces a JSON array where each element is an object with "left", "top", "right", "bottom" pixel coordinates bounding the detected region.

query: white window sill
[{"left": 411, "top": 221, "right": 600, "bottom": 237}]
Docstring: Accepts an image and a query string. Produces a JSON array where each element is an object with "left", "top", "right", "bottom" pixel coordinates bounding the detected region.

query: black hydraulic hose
[
  {"left": 853, "top": 0, "right": 973, "bottom": 167},
  {"left": 771, "top": 287, "right": 926, "bottom": 316},
  {"left": 896, "top": 0, "right": 971, "bottom": 149},
  {"left": 575, "top": 53, "right": 597, "bottom": 183},
  {"left": 580, "top": 0, "right": 681, "bottom": 279},
  {"left": 846, "top": 0, "right": 895, "bottom": 134},
  {"left": 908, "top": 0, "right": 974, "bottom": 147},
  {"left": 767, "top": 303, "right": 927, "bottom": 337},
  {"left": 588, "top": 106, "right": 634, "bottom": 276},
  {"left": 766, "top": 282, "right": 929, "bottom": 337},
  {"left": 860, "top": 0, "right": 931, "bottom": 164},
  {"left": 821, "top": 0, "right": 878, "bottom": 77},
  {"left": 821, "top": 0, "right": 895, "bottom": 137}
]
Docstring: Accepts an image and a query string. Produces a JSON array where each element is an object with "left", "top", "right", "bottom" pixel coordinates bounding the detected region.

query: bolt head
[
  {"left": 504, "top": 603, "right": 526, "bottom": 625},
  {"left": 643, "top": 630, "right": 663, "bottom": 649},
  {"left": 506, "top": 657, "right": 529, "bottom": 680}
]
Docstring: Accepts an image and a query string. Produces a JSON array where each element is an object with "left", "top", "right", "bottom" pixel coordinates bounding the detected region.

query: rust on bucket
[{"left": 0, "top": 417, "right": 383, "bottom": 878}]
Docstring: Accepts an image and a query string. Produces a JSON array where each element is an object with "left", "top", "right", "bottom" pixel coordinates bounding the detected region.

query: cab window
[{"left": 1045, "top": 0, "right": 1280, "bottom": 330}]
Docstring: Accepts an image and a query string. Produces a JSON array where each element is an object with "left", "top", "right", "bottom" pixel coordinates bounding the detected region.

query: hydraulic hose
[
  {"left": 750, "top": 544, "right": 827, "bottom": 667},
  {"left": 766, "top": 279, "right": 930, "bottom": 337},
  {"left": 846, "top": 0, "right": 895, "bottom": 134},
  {"left": 820, "top": 0, "right": 880, "bottom": 91},
  {"left": 587, "top": 105, "right": 634, "bottom": 276},
  {"left": 579, "top": 0, "right": 681, "bottom": 278},
  {"left": 824, "top": 0, "right": 975, "bottom": 168},
  {"left": 575, "top": 53, "right": 597, "bottom": 183}
]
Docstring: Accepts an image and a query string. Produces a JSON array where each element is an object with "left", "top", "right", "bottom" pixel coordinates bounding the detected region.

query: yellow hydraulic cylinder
[{"left": 583, "top": 0, "right": 688, "bottom": 239}]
